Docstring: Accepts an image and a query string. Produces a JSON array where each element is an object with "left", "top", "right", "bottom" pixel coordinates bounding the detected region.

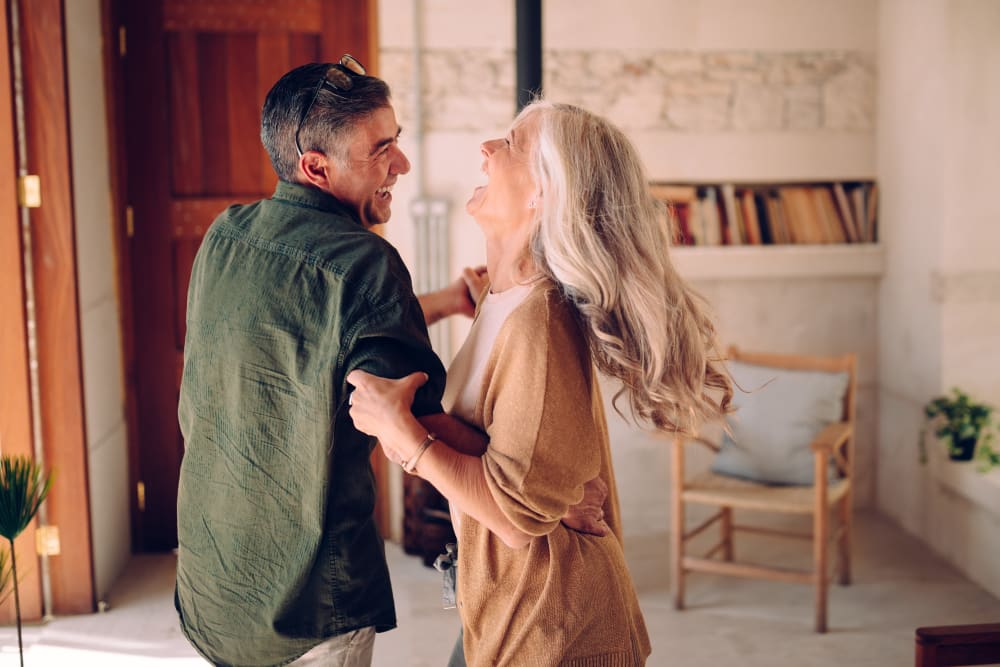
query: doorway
[{"left": 112, "top": 0, "right": 378, "bottom": 550}]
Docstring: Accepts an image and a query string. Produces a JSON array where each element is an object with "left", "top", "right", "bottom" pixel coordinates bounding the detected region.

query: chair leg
[
  {"left": 814, "top": 504, "right": 829, "bottom": 633},
  {"left": 671, "top": 498, "right": 685, "bottom": 610},
  {"left": 671, "top": 439, "right": 686, "bottom": 610},
  {"left": 721, "top": 507, "right": 734, "bottom": 561},
  {"left": 838, "top": 493, "right": 852, "bottom": 586}
]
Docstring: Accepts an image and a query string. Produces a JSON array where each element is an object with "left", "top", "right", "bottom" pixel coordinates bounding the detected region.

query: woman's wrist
[{"left": 401, "top": 433, "right": 437, "bottom": 474}]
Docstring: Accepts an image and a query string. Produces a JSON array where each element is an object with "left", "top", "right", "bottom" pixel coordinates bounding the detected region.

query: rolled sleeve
[
  {"left": 480, "top": 291, "right": 601, "bottom": 536},
  {"left": 342, "top": 294, "right": 446, "bottom": 417}
]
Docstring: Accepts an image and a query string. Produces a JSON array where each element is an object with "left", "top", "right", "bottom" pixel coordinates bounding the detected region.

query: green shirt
[{"left": 175, "top": 181, "right": 445, "bottom": 666}]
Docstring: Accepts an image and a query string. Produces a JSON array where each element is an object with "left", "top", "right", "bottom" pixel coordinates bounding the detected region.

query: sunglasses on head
[{"left": 294, "top": 54, "right": 367, "bottom": 157}]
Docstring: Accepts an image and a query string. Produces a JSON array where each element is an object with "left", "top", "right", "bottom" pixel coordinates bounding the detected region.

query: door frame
[
  {"left": 102, "top": 0, "right": 390, "bottom": 549},
  {"left": 0, "top": 0, "right": 96, "bottom": 616}
]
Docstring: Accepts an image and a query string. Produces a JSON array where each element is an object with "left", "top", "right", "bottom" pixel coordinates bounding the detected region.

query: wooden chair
[
  {"left": 670, "top": 346, "right": 857, "bottom": 632},
  {"left": 915, "top": 624, "right": 1000, "bottom": 666}
]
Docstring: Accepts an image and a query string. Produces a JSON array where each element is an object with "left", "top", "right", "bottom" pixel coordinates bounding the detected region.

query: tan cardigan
[{"left": 456, "top": 282, "right": 651, "bottom": 667}]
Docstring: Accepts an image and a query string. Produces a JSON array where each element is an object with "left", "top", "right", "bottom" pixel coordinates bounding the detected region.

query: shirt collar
[{"left": 271, "top": 181, "right": 361, "bottom": 225}]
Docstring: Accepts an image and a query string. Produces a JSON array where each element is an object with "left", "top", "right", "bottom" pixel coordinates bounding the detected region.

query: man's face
[{"left": 327, "top": 105, "right": 410, "bottom": 228}]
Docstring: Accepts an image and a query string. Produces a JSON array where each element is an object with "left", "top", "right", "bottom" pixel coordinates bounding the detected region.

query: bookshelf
[
  {"left": 652, "top": 181, "right": 883, "bottom": 281},
  {"left": 652, "top": 181, "right": 879, "bottom": 247}
]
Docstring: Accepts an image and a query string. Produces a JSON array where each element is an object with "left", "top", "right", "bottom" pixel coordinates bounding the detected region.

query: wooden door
[{"left": 120, "top": 0, "right": 377, "bottom": 550}]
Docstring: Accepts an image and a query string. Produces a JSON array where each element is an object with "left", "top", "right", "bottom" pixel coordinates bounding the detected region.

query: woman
[{"left": 347, "top": 101, "right": 732, "bottom": 666}]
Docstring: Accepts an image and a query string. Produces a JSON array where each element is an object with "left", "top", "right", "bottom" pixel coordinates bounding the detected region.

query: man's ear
[{"left": 298, "top": 151, "right": 335, "bottom": 191}]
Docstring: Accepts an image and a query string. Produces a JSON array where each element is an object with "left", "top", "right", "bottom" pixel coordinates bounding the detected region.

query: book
[
  {"left": 671, "top": 202, "right": 694, "bottom": 245},
  {"left": 865, "top": 183, "right": 878, "bottom": 242},
  {"left": 812, "top": 186, "right": 846, "bottom": 244},
  {"left": 701, "top": 186, "right": 722, "bottom": 246},
  {"left": 850, "top": 184, "right": 867, "bottom": 242},
  {"left": 720, "top": 184, "right": 743, "bottom": 245},
  {"left": 740, "top": 189, "right": 762, "bottom": 245},
  {"left": 832, "top": 182, "right": 859, "bottom": 243},
  {"left": 779, "top": 186, "right": 819, "bottom": 244},
  {"left": 766, "top": 190, "right": 786, "bottom": 244},
  {"left": 649, "top": 180, "right": 875, "bottom": 246},
  {"left": 755, "top": 191, "right": 775, "bottom": 244}
]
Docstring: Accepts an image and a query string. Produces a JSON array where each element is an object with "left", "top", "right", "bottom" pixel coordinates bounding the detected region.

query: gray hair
[{"left": 519, "top": 101, "right": 732, "bottom": 433}]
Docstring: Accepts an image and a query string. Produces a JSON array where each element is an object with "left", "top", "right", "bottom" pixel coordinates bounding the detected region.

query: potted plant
[
  {"left": 921, "top": 388, "right": 997, "bottom": 466},
  {"left": 0, "top": 454, "right": 53, "bottom": 666}
]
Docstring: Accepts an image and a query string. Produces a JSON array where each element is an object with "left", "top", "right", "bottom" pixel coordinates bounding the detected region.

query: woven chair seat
[{"left": 683, "top": 470, "right": 849, "bottom": 514}]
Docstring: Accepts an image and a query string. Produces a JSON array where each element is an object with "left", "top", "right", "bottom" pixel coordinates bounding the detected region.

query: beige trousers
[{"left": 289, "top": 626, "right": 375, "bottom": 667}]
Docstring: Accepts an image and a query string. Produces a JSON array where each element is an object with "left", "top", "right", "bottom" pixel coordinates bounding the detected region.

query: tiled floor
[{"left": 1, "top": 510, "right": 998, "bottom": 666}]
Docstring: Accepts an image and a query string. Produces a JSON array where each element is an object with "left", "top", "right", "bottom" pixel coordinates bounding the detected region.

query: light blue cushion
[{"left": 710, "top": 359, "right": 849, "bottom": 486}]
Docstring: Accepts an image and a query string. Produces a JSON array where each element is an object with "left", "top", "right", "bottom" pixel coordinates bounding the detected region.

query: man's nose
[{"left": 391, "top": 144, "right": 411, "bottom": 175}]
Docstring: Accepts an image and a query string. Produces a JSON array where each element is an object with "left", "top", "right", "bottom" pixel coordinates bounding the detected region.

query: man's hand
[{"left": 561, "top": 475, "right": 610, "bottom": 537}]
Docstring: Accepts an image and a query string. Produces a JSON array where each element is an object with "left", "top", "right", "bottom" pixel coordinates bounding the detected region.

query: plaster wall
[
  {"left": 65, "top": 0, "right": 131, "bottom": 602},
  {"left": 877, "top": 0, "right": 1000, "bottom": 598}
]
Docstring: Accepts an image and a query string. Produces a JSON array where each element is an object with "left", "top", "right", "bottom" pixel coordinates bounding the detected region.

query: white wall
[
  {"left": 877, "top": 0, "right": 1000, "bottom": 598},
  {"left": 378, "top": 0, "right": 880, "bottom": 538},
  {"left": 65, "top": 0, "right": 131, "bottom": 602}
]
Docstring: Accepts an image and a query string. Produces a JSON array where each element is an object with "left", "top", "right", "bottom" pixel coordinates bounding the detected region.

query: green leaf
[{"left": 0, "top": 455, "right": 54, "bottom": 541}]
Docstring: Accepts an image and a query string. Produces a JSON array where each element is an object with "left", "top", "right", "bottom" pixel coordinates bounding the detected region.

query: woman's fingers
[{"left": 345, "top": 371, "right": 430, "bottom": 438}]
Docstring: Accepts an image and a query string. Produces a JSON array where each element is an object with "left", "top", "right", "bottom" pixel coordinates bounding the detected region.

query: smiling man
[{"left": 174, "top": 59, "right": 467, "bottom": 667}]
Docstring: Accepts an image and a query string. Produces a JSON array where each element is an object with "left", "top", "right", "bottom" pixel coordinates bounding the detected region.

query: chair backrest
[
  {"left": 726, "top": 346, "right": 858, "bottom": 480},
  {"left": 727, "top": 346, "right": 857, "bottom": 425}
]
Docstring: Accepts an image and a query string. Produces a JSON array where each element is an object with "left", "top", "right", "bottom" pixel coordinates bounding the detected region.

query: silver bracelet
[{"left": 401, "top": 433, "right": 437, "bottom": 474}]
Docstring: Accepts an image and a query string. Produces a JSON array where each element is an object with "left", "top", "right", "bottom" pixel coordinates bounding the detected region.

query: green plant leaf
[{"left": 0, "top": 455, "right": 54, "bottom": 541}]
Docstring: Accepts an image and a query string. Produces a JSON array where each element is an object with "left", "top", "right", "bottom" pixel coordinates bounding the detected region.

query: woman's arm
[{"left": 347, "top": 370, "right": 533, "bottom": 549}]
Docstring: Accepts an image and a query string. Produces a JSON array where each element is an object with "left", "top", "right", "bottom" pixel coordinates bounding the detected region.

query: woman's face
[{"left": 466, "top": 113, "right": 539, "bottom": 236}]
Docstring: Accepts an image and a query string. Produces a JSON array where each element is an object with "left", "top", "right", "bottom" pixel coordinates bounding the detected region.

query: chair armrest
[
  {"left": 809, "top": 422, "right": 852, "bottom": 454},
  {"left": 675, "top": 435, "right": 721, "bottom": 454}
]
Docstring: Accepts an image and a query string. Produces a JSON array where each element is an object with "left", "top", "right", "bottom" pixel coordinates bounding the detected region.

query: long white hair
[{"left": 518, "top": 101, "right": 731, "bottom": 433}]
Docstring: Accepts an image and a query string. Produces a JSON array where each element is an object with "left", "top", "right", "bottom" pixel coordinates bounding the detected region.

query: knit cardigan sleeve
[{"left": 479, "top": 286, "right": 602, "bottom": 536}]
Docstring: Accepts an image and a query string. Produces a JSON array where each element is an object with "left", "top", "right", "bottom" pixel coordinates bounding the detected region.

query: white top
[
  {"left": 443, "top": 283, "right": 535, "bottom": 421},
  {"left": 442, "top": 282, "right": 534, "bottom": 532}
]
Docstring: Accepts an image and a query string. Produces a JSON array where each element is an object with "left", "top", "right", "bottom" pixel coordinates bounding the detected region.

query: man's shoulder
[{"left": 209, "top": 198, "right": 408, "bottom": 285}]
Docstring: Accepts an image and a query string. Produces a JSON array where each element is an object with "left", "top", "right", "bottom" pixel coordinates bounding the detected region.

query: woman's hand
[
  {"left": 417, "top": 265, "right": 488, "bottom": 325},
  {"left": 460, "top": 265, "right": 489, "bottom": 308},
  {"left": 346, "top": 370, "right": 430, "bottom": 462}
]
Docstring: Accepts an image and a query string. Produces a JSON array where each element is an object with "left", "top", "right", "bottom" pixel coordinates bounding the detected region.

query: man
[
  {"left": 175, "top": 57, "right": 474, "bottom": 666},
  {"left": 176, "top": 59, "right": 605, "bottom": 667}
]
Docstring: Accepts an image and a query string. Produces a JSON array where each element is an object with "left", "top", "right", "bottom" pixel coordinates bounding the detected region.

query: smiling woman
[{"left": 347, "top": 100, "right": 733, "bottom": 666}]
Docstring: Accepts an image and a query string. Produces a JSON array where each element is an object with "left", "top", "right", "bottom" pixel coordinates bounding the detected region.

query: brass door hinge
[
  {"left": 119, "top": 26, "right": 126, "bottom": 57},
  {"left": 137, "top": 481, "right": 146, "bottom": 512},
  {"left": 126, "top": 205, "right": 134, "bottom": 238},
  {"left": 17, "top": 174, "right": 41, "bottom": 208}
]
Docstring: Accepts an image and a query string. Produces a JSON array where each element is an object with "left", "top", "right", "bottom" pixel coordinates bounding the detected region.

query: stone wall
[{"left": 381, "top": 49, "right": 875, "bottom": 134}]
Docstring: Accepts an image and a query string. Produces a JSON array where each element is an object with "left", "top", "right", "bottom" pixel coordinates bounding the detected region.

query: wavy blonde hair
[{"left": 518, "top": 101, "right": 732, "bottom": 434}]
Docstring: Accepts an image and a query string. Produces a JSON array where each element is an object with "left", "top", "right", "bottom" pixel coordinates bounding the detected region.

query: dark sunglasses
[{"left": 294, "top": 54, "right": 367, "bottom": 157}]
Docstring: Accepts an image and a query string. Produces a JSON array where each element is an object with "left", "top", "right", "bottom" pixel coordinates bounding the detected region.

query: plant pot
[{"left": 949, "top": 436, "right": 978, "bottom": 461}]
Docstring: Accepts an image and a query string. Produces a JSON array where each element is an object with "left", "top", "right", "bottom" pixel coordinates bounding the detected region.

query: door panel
[{"left": 124, "top": 0, "right": 376, "bottom": 550}]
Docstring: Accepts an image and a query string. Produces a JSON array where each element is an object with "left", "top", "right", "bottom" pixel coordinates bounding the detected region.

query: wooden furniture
[
  {"left": 915, "top": 624, "right": 1000, "bottom": 667},
  {"left": 670, "top": 346, "right": 857, "bottom": 632}
]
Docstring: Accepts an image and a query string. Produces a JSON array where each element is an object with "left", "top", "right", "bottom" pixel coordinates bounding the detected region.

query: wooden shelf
[{"left": 672, "top": 243, "right": 885, "bottom": 281}]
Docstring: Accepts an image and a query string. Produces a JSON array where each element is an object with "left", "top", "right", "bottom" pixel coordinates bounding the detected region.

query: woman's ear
[{"left": 298, "top": 151, "right": 334, "bottom": 191}]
